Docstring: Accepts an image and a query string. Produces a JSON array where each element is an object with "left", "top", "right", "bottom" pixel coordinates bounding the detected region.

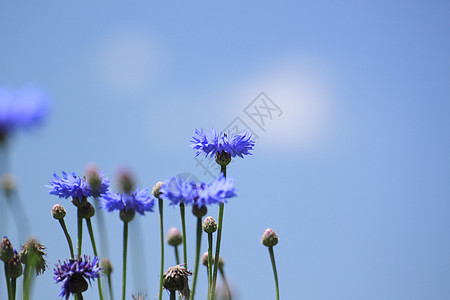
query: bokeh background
[{"left": 1, "top": 1, "right": 450, "bottom": 299}]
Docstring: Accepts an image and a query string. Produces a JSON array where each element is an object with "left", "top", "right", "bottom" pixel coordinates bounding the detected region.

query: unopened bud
[
  {"left": 117, "top": 168, "right": 135, "bottom": 194},
  {"left": 101, "top": 258, "right": 113, "bottom": 275},
  {"left": 9, "top": 251, "right": 23, "bottom": 278},
  {"left": 1, "top": 173, "right": 16, "bottom": 195},
  {"left": 120, "top": 209, "right": 135, "bottom": 223},
  {"left": 217, "top": 256, "right": 225, "bottom": 270},
  {"left": 202, "top": 217, "right": 217, "bottom": 234},
  {"left": 167, "top": 228, "right": 182, "bottom": 247},
  {"left": 85, "top": 163, "right": 102, "bottom": 191},
  {"left": 152, "top": 181, "right": 164, "bottom": 198},
  {"left": 79, "top": 202, "right": 95, "bottom": 219},
  {"left": 261, "top": 228, "right": 278, "bottom": 247},
  {"left": 201, "top": 252, "right": 214, "bottom": 267},
  {"left": 52, "top": 204, "right": 66, "bottom": 220},
  {"left": 0, "top": 237, "right": 14, "bottom": 262}
]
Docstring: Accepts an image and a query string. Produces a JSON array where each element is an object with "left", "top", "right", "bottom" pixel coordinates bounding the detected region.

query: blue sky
[{"left": 1, "top": 1, "right": 449, "bottom": 299}]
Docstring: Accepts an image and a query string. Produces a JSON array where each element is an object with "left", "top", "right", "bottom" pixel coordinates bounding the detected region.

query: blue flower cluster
[
  {"left": 0, "top": 86, "right": 49, "bottom": 137},
  {"left": 191, "top": 128, "right": 255, "bottom": 158},
  {"left": 47, "top": 171, "right": 110, "bottom": 203},
  {"left": 160, "top": 174, "right": 237, "bottom": 208},
  {"left": 100, "top": 187, "right": 155, "bottom": 215},
  {"left": 53, "top": 256, "right": 101, "bottom": 299}
]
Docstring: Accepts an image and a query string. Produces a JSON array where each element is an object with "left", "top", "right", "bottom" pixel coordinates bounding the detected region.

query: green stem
[
  {"left": 158, "top": 198, "right": 164, "bottom": 300},
  {"left": 107, "top": 274, "right": 114, "bottom": 300},
  {"left": 219, "top": 269, "right": 232, "bottom": 300},
  {"left": 180, "top": 202, "right": 187, "bottom": 269},
  {"left": 11, "top": 278, "right": 16, "bottom": 300},
  {"left": 268, "top": 246, "right": 279, "bottom": 300},
  {"left": 190, "top": 217, "right": 203, "bottom": 300},
  {"left": 207, "top": 233, "right": 213, "bottom": 300},
  {"left": 77, "top": 293, "right": 84, "bottom": 300},
  {"left": 122, "top": 221, "right": 129, "bottom": 300},
  {"left": 174, "top": 246, "right": 180, "bottom": 265},
  {"left": 59, "top": 219, "right": 74, "bottom": 258},
  {"left": 86, "top": 218, "right": 104, "bottom": 300},
  {"left": 22, "top": 264, "right": 30, "bottom": 300},
  {"left": 170, "top": 291, "right": 176, "bottom": 300},
  {"left": 77, "top": 208, "right": 83, "bottom": 258},
  {"left": 4, "top": 262, "right": 12, "bottom": 300}
]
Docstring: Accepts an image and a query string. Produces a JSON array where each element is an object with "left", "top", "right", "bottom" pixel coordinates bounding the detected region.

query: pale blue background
[{"left": 1, "top": 1, "right": 450, "bottom": 299}]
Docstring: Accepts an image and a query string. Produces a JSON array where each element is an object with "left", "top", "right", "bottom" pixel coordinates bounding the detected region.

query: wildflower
[
  {"left": 19, "top": 239, "right": 48, "bottom": 275},
  {"left": 85, "top": 165, "right": 111, "bottom": 198},
  {"left": 0, "top": 236, "right": 14, "bottom": 262},
  {"left": 152, "top": 181, "right": 164, "bottom": 198},
  {"left": 0, "top": 86, "right": 49, "bottom": 142},
  {"left": 197, "top": 174, "right": 236, "bottom": 206},
  {"left": 191, "top": 128, "right": 255, "bottom": 159},
  {"left": 166, "top": 228, "right": 183, "bottom": 247},
  {"left": 163, "top": 265, "right": 192, "bottom": 299},
  {"left": 53, "top": 256, "right": 101, "bottom": 299},
  {"left": 100, "top": 258, "right": 113, "bottom": 276},
  {"left": 47, "top": 171, "right": 110, "bottom": 206},
  {"left": 9, "top": 250, "right": 23, "bottom": 278},
  {"left": 202, "top": 217, "right": 217, "bottom": 234},
  {"left": 160, "top": 176, "right": 196, "bottom": 206},
  {"left": 100, "top": 187, "right": 155, "bottom": 217},
  {"left": 52, "top": 204, "right": 67, "bottom": 220},
  {"left": 261, "top": 228, "right": 279, "bottom": 247}
]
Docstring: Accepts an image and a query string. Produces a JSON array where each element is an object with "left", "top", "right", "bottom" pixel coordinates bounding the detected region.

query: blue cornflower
[
  {"left": 160, "top": 174, "right": 237, "bottom": 208},
  {"left": 191, "top": 128, "right": 255, "bottom": 158},
  {"left": 0, "top": 86, "right": 49, "bottom": 140},
  {"left": 47, "top": 171, "right": 110, "bottom": 205},
  {"left": 53, "top": 255, "right": 101, "bottom": 299},
  {"left": 100, "top": 187, "right": 155, "bottom": 216}
]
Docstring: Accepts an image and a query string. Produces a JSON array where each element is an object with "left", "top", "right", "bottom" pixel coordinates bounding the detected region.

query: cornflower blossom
[
  {"left": 0, "top": 86, "right": 49, "bottom": 140},
  {"left": 53, "top": 256, "right": 101, "bottom": 299},
  {"left": 99, "top": 187, "right": 155, "bottom": 215},
  {"left": 160, "top": 174, "right": 237, "bottom": 208},
  {"left": 47, "top": 171, "right": 110, "bottom": 205},
  {"left": 191, "top": 128, "right": 255, "bottom": 158}
]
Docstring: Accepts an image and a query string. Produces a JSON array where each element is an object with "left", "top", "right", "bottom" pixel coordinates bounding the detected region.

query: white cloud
[{"left": 92, "top": 29, "right": 164, "bottom": 94}]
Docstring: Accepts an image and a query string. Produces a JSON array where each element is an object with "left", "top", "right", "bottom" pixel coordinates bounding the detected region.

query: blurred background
[{"left": 1, "top": 1, "right": 450, "bottom": 299}]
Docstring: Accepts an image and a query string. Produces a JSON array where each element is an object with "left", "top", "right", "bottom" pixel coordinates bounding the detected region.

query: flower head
[
  {"left": 160, "top": 174, "right": 236, "bottom": 208},
  {"left": 100, "top": 187, "right": 155, "bottom": 216},
  {"left": 53, "top": 256, "right": 101, "bottom": 299},
  {"left": 47, "top": 171, "right": 110, "bottom": 205},
  {"left": 163, "top": 265, "right": 192, "bottom": 299},
  {"left": 191, "top": 128, "right": 255, "bottom": 159},
  {"left": 0, "top": 86, "right": 50, "bottom": 141},
  {"left": 19, "top": 238, "right": 48, "bottom": 275}
]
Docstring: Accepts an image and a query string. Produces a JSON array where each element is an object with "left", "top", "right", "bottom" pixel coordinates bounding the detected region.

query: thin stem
[
  {"left": 59, "top": 219, "right": 74, "bottom": 258},
  {"left": 86, "top": 218, "right": 104, "bottom": 300},
  {"left": 207, "top": 233, "right": 213, "bottom": 300},
  {"left": 268, "top": 246, "right": 279, "bottom": 300},
  {"left": 4, "top": 262, "right": 12, "bottom": 300},
  {"left": 122, "top": 221, "right": 129, "bottom": 300},
  {"left": 190, "top": 217, "right": 202, "bottom": 300},
  {"left": 212, "top": 165, "right": 226, "bottom": 299},
  {"left": 11, "top": 278, "right": 16, "bottom": 300},
  {"left": 22, "top": 264, "right": 30, "bottom": 300},
  {"left": 77, "top": 293, "right": 84, "bottom": 300},
  {"left": 174, "top": 246, "right": 180, "bottom": 265},
  {"left": 94, "top": 199, "right": 109, "bottom": 257},
  {"left": 219, "top": 269, "right": 232, "bottom": 300},
  {"left": 77, "top": 208, "right": 83, "bottom": 258},
  {"left": 107, "top": 274, "right": 114, "bottom": 300},
  {"left": 158, "top": 198, "right": 164, "bottom": 300},
  {"left": 170, "top": 290, "right": 176, "bottom": 300},
  {"left": 179, "top": 203, "right": 187, "bottom": 269}
]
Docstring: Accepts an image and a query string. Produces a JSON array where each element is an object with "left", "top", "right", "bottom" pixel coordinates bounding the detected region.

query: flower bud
[
  {"left": 201, "top": 252, "right": 214, "bottom": 267},
  {"left": 85, "top": 163, "right": 102, "bottom": 191},
  {"left": 52, "top": 204, "right": 66, "bottom": 220},
  {"left": 192, "top": 205, "right": 207, "bottom": 218},
  {"left": 9, "top": 251, "right": 23, "bottom": 278},
  {"left": 217, "top": 256, "right": 225, "bottom": 270},
  {"left": 0, "top": 237, "right": 14, "bottom": 262},
  {"left": 79, "top": 202, "right": 95, "bottom": 219},
  {"left": 120, "top": 209, "right": 135, "bottom": 223},
  {"left": 202, "top": 217, "right": 217, "bottom": 234},
  {"left": 215, "top": 151, "right": 231, "bottom": 167},
  {"left": 152, "top": 181, "right": 164, "bottom": 198},
  {"left": 167, "top": 228, "right": 182, "bottom": 247},
  {"left": 117, "top": 167, "right": 135, "bottom": 194},
  {"left": 1, "top": 173, "right": 16, "bottom": 196},
  {"left": 101, "top": 258, "right": 113, "bottom": 276},
  {"left": 261, "top": 228, "right": 278, "bottom": 247}
]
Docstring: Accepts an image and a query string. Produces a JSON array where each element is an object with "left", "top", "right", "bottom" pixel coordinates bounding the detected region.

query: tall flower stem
[
  {"left": 22, "top": 264, "right": 32, "bottom": 300},
  {"left": 11, "top": 278, "right": 16, "bottom": 300},
  {"left": 170, "top": 291, "right": 176, "bottom": 300},
  {"left": 86, "top": 218, "right": 104, "bottom": 300},
  {"left": 179, "top": 202, "right": 187, "bottom": 269},
  {"left": 190, "top": 217, "right": 202, "bottom": 300},
  {"left": 158, "top": 198, "right": 164, "bottom": 300},
  {"left": 107, "top": 273, "right": 114, "bottom": 300},
  {"left": 268, "top": 246, "right": 279, "bottom": 300},
  {"left": 77, "top": 208, "right": 83, "bottom": 257},
  {"left": 207, "top": 232, "right": 214, "bottom": 300},
  {"left": 219, "top": 268, "right": 232, "bottom": 300},
  {"left": 122, "top": 221, "right": 129, "bottom": 300},
  {"left": 174, "top": 246, "right": 180, "bottom": 265},
  {"left": 212, "top": 165, "right": 227, "bottom": 298},
  {"left": 4, "top": 262, "right": 12, "bottom": 300},
  {"left": 58, "top": 219, "right": 74, "bottom": 258}
]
